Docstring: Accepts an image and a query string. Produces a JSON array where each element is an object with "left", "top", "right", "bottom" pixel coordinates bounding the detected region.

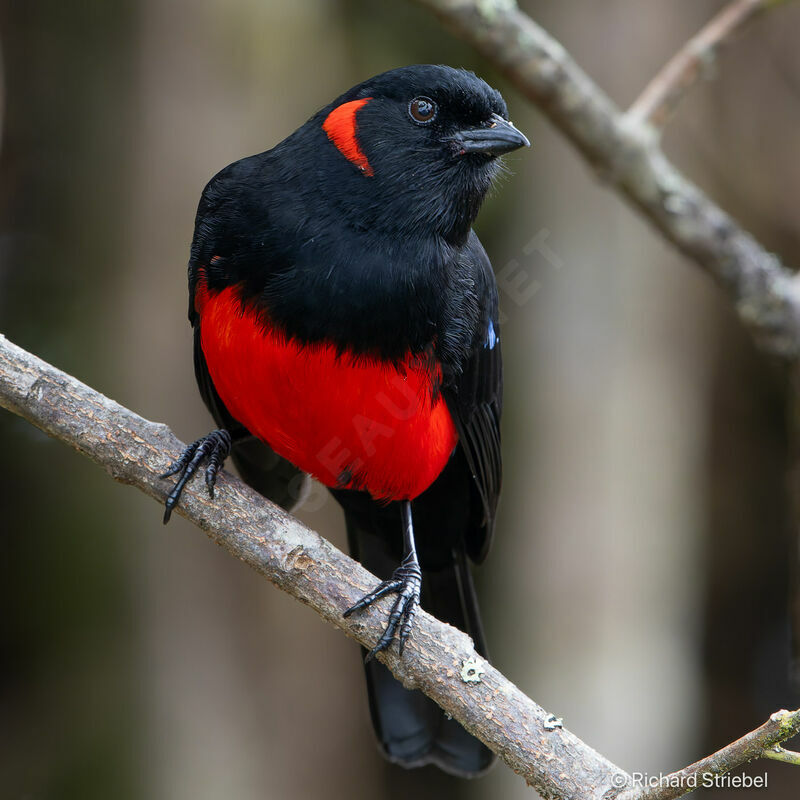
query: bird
[{"left": 161, "top": 64, "right": 528, "bottom": 777}]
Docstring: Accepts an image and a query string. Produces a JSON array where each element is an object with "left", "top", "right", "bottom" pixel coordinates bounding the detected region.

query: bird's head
[{"left": 308, "top": 65, "right": 529, "bottom": 245}]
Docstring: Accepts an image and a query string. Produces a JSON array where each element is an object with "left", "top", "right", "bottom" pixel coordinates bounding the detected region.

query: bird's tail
[{"left": 344, "top": 506, "right": 495, "bottom": 777}]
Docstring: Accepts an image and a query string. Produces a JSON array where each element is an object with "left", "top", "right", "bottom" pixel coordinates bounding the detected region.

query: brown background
[{"left": 1, "top": 1, "right": 799, "bottom": 798}]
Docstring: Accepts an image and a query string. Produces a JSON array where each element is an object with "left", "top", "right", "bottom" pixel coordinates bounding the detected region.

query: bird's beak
[{"left": 452, "top": 113, "right": 530, "bottom": 156}]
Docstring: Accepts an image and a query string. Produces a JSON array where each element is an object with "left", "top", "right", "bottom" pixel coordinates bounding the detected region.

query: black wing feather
[
  {"left": 188, "top": 169, "right": 308, "bottom": 511},
  {"left": 442, "top": 232, "right": 502, "bottom": 564}
]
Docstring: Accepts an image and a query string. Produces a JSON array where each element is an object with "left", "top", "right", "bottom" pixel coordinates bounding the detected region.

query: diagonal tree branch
[
  {"left": 412, "top": 0, "right": 800, "bottom": 359},
  {"left": 2, "top": 334, "right": 800, "bottom": 795},
  {"left": 629, "top": 0, "right": 794, "bottom": 131},
  {"left": 616, "top": 709, "right": 800, "bottom": 800},
  {"left": 0, "top": 332, "right": 625, "bottom": 799}
]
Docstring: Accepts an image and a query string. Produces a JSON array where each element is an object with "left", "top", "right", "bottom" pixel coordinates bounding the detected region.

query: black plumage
[{"left": 163, "top": 64, "right": 528, "bottom": 777}]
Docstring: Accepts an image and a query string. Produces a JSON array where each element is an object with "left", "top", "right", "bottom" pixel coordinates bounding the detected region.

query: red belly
[{"left": 195, "top": 282, "right": 458, "bottom": 501}]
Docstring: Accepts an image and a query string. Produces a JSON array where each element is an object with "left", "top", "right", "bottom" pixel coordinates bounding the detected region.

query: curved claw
[
  {"left": 343, "top": 579, "right": 402, "bottom": 617},
  {"left": 161, "top": 429, "right": 232, "bottom": 523},
  {"left": 344, "top": 555, "right": 422, "bottom": 661}
]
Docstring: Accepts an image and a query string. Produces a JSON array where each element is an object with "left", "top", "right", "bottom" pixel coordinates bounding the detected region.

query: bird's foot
[
  {"left": 161, "top": 429, "right": 232, "bottom": 524},
  {"left": 343, "top": 552, "right": 422, "bottom": 661}
]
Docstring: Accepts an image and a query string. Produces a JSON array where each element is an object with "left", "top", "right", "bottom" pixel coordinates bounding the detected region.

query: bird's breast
[{"left": 195, "top": 279, "right": 458, "bottom": 501}]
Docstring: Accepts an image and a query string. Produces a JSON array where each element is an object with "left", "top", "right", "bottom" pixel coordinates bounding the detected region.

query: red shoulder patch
[{"left": 322, "top": 98, "right": 374, "bottom": 177}]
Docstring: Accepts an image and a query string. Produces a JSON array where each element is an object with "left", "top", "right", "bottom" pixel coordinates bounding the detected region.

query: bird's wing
[
  {"left": 442, "top": 231, "right": 503, "bottom": 564},
  {"left": 187, "top": 164, "right": 309, "bottom": 511}
]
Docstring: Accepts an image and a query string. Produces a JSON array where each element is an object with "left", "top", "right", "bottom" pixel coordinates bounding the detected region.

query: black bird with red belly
[{"left": 162, "top": 64, "right": 529, "bottom": 776}]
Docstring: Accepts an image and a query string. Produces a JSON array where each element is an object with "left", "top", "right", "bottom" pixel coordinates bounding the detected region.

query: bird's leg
[
  {"left": 161, "top": 429, "right": 233, "bottom": 523},
  {"left": 344, "top": 500, "right": 422, "bottom": 661}
]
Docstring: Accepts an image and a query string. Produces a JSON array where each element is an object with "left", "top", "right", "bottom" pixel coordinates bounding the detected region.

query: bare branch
[
  {"left": 412, "top": 0, "right": 800, "bottom": 359},
  {"left": 2, "top": 336, "right": 800, "bottom": 794},
  {"left": 617, "top": 709, "right": 800, "bottom": 800},
  {"left": 629, "top": 0, "right": 793, "bottom": 130},
  {"left": 0, "top": 332, "right": 625, "bottom": 798},
  {"left": 764, "top": 745, "right": 800, "bottom": 765}
]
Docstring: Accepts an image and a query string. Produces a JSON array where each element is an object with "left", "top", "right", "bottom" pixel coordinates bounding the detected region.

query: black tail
[{"left": 341, "top": 500, "right": 495, "bottom": 777}]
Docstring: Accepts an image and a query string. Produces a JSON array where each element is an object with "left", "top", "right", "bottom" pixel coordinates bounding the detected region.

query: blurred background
[{"left": 1, "top": 1, "right": 800, "bottom": 798}]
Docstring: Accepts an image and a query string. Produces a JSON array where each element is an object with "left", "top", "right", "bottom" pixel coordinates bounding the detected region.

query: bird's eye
[{"left": 408, "top": 97, "right": 438, "bottom": 125}]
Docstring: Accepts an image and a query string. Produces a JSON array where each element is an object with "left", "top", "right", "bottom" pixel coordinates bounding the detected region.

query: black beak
[{"left": 452, "top": 113, "right": 530, "bottom": 156}]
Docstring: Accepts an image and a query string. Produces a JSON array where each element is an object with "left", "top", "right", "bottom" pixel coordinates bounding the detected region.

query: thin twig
[
  {"left": 629, "top": 0, "right": 791, "bottom": 130},
  {"left": 764, "top": 745, "right": 800, "bottom": 765},
  {"left": 616, "top": 709, "right": 800, "bottom": 800},
  {"left": 412, "top": 0, "right": 800, "bottom": 359}
]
